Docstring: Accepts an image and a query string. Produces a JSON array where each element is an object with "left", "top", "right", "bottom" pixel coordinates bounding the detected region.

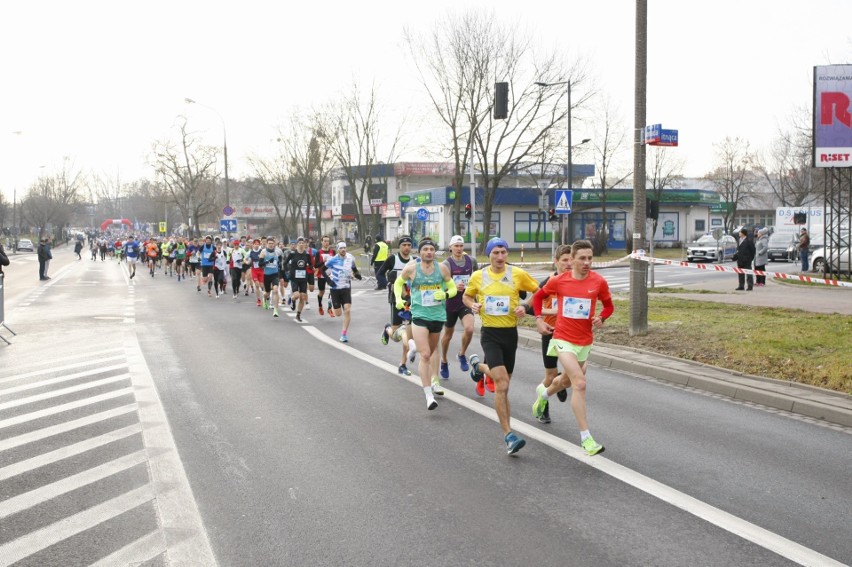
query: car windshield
[
  {"left": 694, "top": 236, "right": 721, "bottom": 246},
  {"left": 768, "top": 234, "right": 792, "bottom": 245}
]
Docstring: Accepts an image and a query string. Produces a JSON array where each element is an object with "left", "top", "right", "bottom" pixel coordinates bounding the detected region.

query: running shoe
[
  {"left": 329, "top": 308, "right": 335, "bottom": 318},
  {"left": 557, "top": 388, "right": 568, "bottom": 403},
  {"left": 458, "top": 354, "right": 469, "bottom": 372},
  {"left": 475, "top": 378, "right": 485, "bottom": 397},
  {"left": 407, "top": 339, "right": 417, "bottom": 363},
  {"left": 208, "top": 290, "right": 212, "bottom": 297},
  {"left": 318, "top": 305, "right": 325, "bottom": 316},
  {"left": 295, "top": 313, "right": 302, "bottom": 322},
  {"left": 431, "top": 377, "right": 445, "bottom": 396},
  {"left": 304, "top": 302, "right": 311, "bottom": 310},
  {"left": 129, "top": 272, "right": 135, "bottom": 279},
  {"left": 381, "top": 324, "right": 391, "bottom": 345},
  {"left": 439, "top": 361, "right": 449, "bottom": 379},
  {"left": 536, "top": 401, "right": 551, "bottom": 424},
  {"left": 339, "top": 334, "right": 349, "bottom": 343},
  {"left": 427, "top": 399, "right": 438, "bottom": 411},
  {"left": 263, "top": 298, "right": 269, "bottom": 310},
  {"left": 505, "top": 432, "right": 526, "bottom": 455},
  {"left": 245, "top": 289, "right": 249, "bottom": 296},
  {"left": 398, "top": 364, "right": 412, "bottom": 376},
  {"left": 197, "top": 285, "right": 201, "bottom": 293},
  {"left": 485, "top": 375, "right": 495, "bottom": 393},
  {"left": 532, "top": 384, "right": 548, "bottom": 418},
  {"left": 581, "top": 436, "right": 605, "bottom": 456},
  {"left": 233, "top": 294, "right": 237, "bottom": 299},
  {"left": 290, "top": 298, "right": 296, "bottom": 311},
  {"left": 256, "top": 298, "right": 262, "bottom": 307},
  {"left": 273, "top": 309, "right": 279, "bottom": 318},
  {"left": 469, "top": 354, "right": 484, "bottom": 382}
]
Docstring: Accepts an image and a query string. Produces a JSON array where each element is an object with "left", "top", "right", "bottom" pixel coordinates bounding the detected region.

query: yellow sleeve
[{"left": 464, "top": 270, "right": 481, "bottom": 298}]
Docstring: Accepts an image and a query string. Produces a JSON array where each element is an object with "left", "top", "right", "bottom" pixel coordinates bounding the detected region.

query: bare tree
[
  {"left": 647, "top": 146, "right": 685, "bottom": 237},
  {"left": 587, "top": 96, "right": 631, "bottom": 255},
  {"left": 322, "top": 82, "right": 402, "bottom": 241},
  {"left": 20, "top": 160, "right": 85, "bottom": 240},
  {"left": 150, "top": 118, "right": 219, "bottom": 236},
  {"left": 246, "top": 154, "right": 301, "bottom": 239},
  {"left": 705, "top": 136, "right": 756, "bottom": 233}
]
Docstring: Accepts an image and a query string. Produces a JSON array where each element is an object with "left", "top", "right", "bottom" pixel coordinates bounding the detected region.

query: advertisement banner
[{"left": 813, "top": 64, "right": 852, "bottom": 167}]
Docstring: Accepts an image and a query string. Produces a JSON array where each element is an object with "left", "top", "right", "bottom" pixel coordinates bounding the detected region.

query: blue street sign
[
  {"left": 220, "top": 218, "right": 238, "bottom": 233},
  {"left": 554, "top": 189, "right": 573, "bottom": 214},
  {"left": 416, "top": 208, "right": 429, "bottom": 221}
]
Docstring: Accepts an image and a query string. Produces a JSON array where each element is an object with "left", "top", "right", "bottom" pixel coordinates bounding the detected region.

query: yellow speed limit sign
[{"left": 159, "top": 222, "right": 167, "bottom": 233}]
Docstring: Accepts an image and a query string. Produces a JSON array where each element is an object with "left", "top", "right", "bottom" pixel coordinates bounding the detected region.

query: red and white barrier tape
[
  {"left": 511, "top": 254, "right": 633, "bottom": 270},
  {"left": 630, "top": 253, "right": 852, "bottom": 289}
]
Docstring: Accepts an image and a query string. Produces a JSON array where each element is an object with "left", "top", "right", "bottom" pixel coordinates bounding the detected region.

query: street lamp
[
  {"left": 185, "top": 97, "right": 230, "bottom": 238},
  {"left": 534, "top": 81, "right": 590, "bottom": 244}
]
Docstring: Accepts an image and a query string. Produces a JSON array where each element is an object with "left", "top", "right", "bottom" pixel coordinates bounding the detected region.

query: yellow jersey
[{"left": 464, "top": 265, "right": 538, "bottom": 328}]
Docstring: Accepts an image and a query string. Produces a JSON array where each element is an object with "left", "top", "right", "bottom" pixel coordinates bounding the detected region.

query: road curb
[{"left": 512, "top": 327, "right": 852, "bottom": 428}]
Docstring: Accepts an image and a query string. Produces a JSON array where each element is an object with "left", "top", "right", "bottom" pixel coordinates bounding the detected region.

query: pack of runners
[{"left": 120, "top": 231, "right": 613, "bottom": 457}]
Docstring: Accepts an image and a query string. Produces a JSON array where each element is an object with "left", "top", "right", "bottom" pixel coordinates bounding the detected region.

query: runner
[
  {"left": 187, "top": 238, "right": 200, "bottom": 279},
  {"left": 198, "top": 235, "right": 216, "bottom": 296},
  {"left": 248, "top": 239, "right": 265, "bottom": 307},
  {"left": 321, "top": 241, "right": 362, "bottom": 342},
  {"left": 174, "top": 237, "right": 187, "bottom": 282},
  {"left": 285, "top": 237, "right": 313, "bottom": 323},
  {"left": 211, "top": 241, "right": 228, "bottom": 298},
  {"left": 145, "top": 237, "right": 159, "bottom": 276},
  {"left": 315, "top": 235, "right": 335, "bottom": 316},
  {"left": 124, "top": 235, "right": 141, "bottom": 279},
  {"left": 531, "top": 239, "right": 613, "bottom": 456},
  {"left": 259, "top": 237, "right": 282, "bottom": 317},
  {"left": 439, "top": 235, "right": 476, "bottom": 381},
  {"left": 463, "top": 237, "right": 539, "bottom": 455},
  {"left": 229, "top": 239, "right": 246, "bottom": 299},
  {"left": 532, "top": 244, "right": 573, "bottom": 424},
  {"left": 393, "top": 238, "right": 457, "bottom": 410},
  {"left": 377, "top": 235, "right": 417, "bottom": 375}
]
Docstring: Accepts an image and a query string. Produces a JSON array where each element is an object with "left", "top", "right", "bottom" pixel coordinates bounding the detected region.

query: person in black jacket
[
  {"left": 0, "top": 242, "right": 9, "bottom": 275},
  {"left": 734, "top": 227, "right": 755, "bottom": 291},
  {"left": 37, "top": 237, "right": 53, "bottom": 281}
]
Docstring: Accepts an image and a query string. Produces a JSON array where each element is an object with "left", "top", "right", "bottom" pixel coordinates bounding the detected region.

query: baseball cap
[
  {"left": 485, "top": 237, "right": 509, "bottom": 256},
  {"left": 449, "top": 235, "right": 464, "bottom": 246}
]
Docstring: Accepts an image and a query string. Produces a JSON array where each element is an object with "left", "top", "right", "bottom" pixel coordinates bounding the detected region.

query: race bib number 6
[
  {"left": 562, "top": 296, "right": 592, "bottom": 319},
  {"left": 484, "top": 295, "right": 510, "bottom": 316}
]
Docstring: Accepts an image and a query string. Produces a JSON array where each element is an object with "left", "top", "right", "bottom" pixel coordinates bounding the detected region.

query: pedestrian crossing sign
[
  {"left": 554, "top": 189, "right": 573, "bottom": 214},
  {"left": 159, "top": 222, "right": 167, "bottom": 233}
]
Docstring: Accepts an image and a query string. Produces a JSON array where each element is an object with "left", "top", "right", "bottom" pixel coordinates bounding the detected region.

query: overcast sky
[{"left": 1, "top": 0, "right": 850, "bottom": 203}]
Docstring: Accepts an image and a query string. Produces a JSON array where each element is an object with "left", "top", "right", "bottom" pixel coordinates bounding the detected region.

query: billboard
[{"left": 813, "top": 64, "right": 852, "bottom": 167}]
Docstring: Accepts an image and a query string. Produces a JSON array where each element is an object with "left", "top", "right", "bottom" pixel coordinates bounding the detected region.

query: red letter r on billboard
[{"left": 821, "top": 92, "right": 852, "bottom": 128}]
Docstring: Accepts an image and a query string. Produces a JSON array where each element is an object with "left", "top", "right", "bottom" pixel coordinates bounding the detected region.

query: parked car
[
  {"left": 16, "top": 238, "right": 34, "bottom": 252},
  {"left": 811, "top": 233, "right": 851, "bottom": 275},
  {"left": 686, "top": 234, "right": 737, "bottom": 262},
  {"left": 767, "top": 233, "right": 799, "bottom": 262}
]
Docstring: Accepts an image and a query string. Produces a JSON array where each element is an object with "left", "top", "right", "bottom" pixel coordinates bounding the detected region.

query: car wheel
[{"left": 812, "top": 258, "right": 826, "bottom": 273}]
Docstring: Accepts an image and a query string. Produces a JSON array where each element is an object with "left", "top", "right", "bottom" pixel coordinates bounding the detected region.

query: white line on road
[
  {"left": 0, "top": 450, "right": 148, "bottom": 519},
  {"left": 0, "top": 485, "right": 155, "bottom": 567},
  {"left": 0, "top": 350, "right": 125, "bottom": 381},
  {"left": 301, "top": 325, "right": 847, "bottom": 567},
  {"left": 89, "top": 529, "right": 166, "bottom": 567},
  {"left": 0, "top": 388, "right": 134, "bottom": 430},
  {"left": 0, "top": 423, "right": 142, "bottom": 481},
  {"left": 0, "top": 374, "right": 131, "bottom": 411},
  {"left": 0, "top": 363, "right": 129, "bottom": 394},
  {"left": 0, "top": 404, "right": 138, "bottom": 452}
]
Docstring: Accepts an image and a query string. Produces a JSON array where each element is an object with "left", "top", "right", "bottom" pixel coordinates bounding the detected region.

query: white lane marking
[
  {"left": 0, "top": 404, "right": 138, "bottom": 452},
  {"left": 0, "top": 388, "right": 134, "bottom": 430},
  {"left": 0, "top": 485, "right": 155, "bottom": 567},
  {"left": 0, "top": 363, "right": 129, "bottom": 394},
  {"left": 301, "top": 325, "right": 847, "bottom": 567},
  {"left": 0, "top": 450, "right": 148, "bottom": 519},
  {"left": 124, "top": 330, "right": 218, "bottom": 565},
  {"left": 0, "top": 423, "right": 142, "bottom": 481},
  {"left": 0, "top": 374, "right": 130, "bottom": 411},
  {"left": 89, "top": 529, "right": 166, "bottom": 567},
  {"left": 0, "top": 350, "right": 125, "bottom": 380}
]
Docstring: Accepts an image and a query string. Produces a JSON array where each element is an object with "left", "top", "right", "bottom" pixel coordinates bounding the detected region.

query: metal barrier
[{"left": 0, "top": 273, "right": 17, "bottom": 345}]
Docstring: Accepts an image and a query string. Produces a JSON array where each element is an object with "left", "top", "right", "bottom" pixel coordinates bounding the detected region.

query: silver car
[
  {"left": 686, "top": 234, "right": 737, "bottom": 263},
  {"left": 16, "top": 238, "right": 34, "bottom": 252},
  {"left": 811, "top": 234, "right": 851, "bottom": 275}
]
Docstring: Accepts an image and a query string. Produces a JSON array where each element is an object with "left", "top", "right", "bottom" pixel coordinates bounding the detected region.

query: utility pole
[{"left": 629, "top": 0, "right": 649, "bottom": 336}]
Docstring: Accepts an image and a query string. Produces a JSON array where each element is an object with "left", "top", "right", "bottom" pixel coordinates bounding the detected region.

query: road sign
[
  {"left": 416, "top": 208, "right": 429, "bottom": 221},
  {"left": 158, "top": 222, "right": 167, "bottom": 233},
  {"left": 220, "top": 219, "right": 238, "bottom": 233},
  {"left": 554, "top": 190, "right": 573, "bottom": 214},
  {"left": 223, "top": 205, "right": 234, "bottom": 216}
]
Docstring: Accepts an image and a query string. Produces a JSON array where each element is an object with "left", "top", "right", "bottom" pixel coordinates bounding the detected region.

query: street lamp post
[
  {"left": 534, "top": 81, "right": 590, "bottom": 246},
  {"left": 185, "top": 98, "right": 230, "bottom": 238}
]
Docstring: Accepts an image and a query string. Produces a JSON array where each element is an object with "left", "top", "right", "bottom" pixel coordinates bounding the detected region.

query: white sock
[
  {"left": 580, "top": 430, "right": 591, "bottom": 441},
  {"left": 540, "top": 386, "right": 550, "bottom": 399},
  {"left": 423, "top": 386, "right": 433, "bottom": 399}
]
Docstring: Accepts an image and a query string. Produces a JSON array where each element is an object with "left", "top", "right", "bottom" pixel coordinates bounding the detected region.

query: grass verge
[{"left": 521, "top": 296, "right": 852, "bottom": 395}]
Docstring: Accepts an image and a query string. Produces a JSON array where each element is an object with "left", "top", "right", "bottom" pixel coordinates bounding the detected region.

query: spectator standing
[
  {"left": 734, "top": 228, "right": 755, "bottom": 291},
  {"left": 37, "top": 237, "right": 53, "bottom": 281},
  {"left": 74, "top": 239, "right": 83, "bottom": 260},
  {"left": 371, "top": 235, "right": 389, "bottom": 290},
  {"left": 0, "top": 241, "right": 9, "bottom": 275},
  {"left": 798, "top": 228, "right": 810, "bottom": 273},
  {"left": 754, "top": 228, "right": 769, "bottom": 286}
]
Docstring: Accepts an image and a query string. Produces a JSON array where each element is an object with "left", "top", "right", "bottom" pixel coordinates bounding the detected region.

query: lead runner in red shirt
[{"left": 531, "top": 239, "right": 614, "bottom": 456}]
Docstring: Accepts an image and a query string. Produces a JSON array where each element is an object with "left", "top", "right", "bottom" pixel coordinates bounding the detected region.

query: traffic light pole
[{"left": 468, "top": 136, "right": 476, "bottom": 258}]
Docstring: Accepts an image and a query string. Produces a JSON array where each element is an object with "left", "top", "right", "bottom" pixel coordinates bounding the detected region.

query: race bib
[
  {"left": 420, "top": 289, "right": 439, "bottom": 307},
  {"left": 551, "top": 297, "right": 558, "bottom": 310},
  {"left": 295, "top": 269, "right": 306, "bottom": 279},
  {"left": 562, "top": 296, "right": 592, "bottom": 319},
  {"left": 453, "top": 275, "right": 470, "bottom": 286},
  {"left": 484, "top": 295, "right": 510, "bottom": 316}
]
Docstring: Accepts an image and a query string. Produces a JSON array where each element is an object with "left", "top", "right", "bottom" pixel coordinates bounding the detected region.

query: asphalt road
[{"left": 1, "top": 249, "right": 849, "bottom": 566}]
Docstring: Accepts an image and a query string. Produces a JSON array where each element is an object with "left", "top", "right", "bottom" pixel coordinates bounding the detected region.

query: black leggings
[{"left": 231, "top": 268, "right": 242, "bottom": 295}]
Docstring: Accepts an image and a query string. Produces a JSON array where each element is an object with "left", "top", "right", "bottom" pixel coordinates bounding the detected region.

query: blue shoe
[
  {"left": 458, "top": 354, "right": 470, "bottom": 372},
  {"left": 469, "top": 354, "right": 484, "bottom": 382},
  {"left": 505, "top": 432, "right": 526, "bottom": 455},
  {"left": 439, "top": 361, "right": 449, "bottom": 380},
  {"left": 398, "top": 364, "right": 412, "bottom": 376},
  {"left": 339, "top": 334, "right": 349, "bottom": 343}
]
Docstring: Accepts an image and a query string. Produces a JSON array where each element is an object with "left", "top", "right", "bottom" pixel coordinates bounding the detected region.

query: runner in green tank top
[{"left": 393, "top": 238, "right": 458, "bottom": 410}]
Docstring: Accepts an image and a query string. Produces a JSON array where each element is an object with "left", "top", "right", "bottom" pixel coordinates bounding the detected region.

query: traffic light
[
  {"left": 494, "top": 82, "right": 509, "bottom": 119},
  {"left": 548, "top": 208, "right": 558, "bottom": 222},
  {"left": 793, "top": 211, "right": 807, "bottom": 224},
  {"left": 646, "top": 198, "right": 659, "bottom": 220},
  {"left": 464, "top": 203, "right": 472, "bottom": 219}
]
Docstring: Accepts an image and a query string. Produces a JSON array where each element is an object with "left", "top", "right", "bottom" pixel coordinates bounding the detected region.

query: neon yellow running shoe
[
  {"left": 532, "top": 384, "right": 548, "bottom": 418},
  {"left": 431, "top": 376, "right": 445, "bottom": 396},
  {"left": 581, "top": 436, "right": 605, "bottom": 456}
]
